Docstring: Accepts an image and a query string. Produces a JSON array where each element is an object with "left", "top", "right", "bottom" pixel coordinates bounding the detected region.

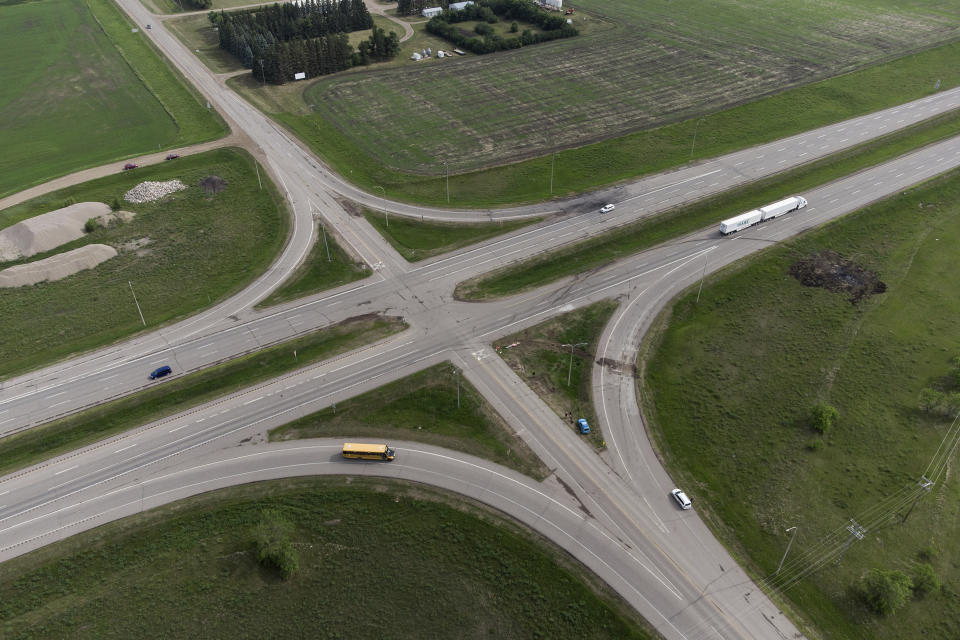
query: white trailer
[
  {"left": 720, "top": 195, "right": 807, "bottom": 235},
  {"left": 760, "top": 196, "right": 807, "bottom": 221},
  {"left": 719, "top": 209, "right": 762, "bottom": 235}
]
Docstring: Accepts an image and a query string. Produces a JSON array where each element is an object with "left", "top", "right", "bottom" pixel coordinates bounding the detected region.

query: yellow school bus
[{"left": 341, "top": 442, "right": 396, "bottom": 461}]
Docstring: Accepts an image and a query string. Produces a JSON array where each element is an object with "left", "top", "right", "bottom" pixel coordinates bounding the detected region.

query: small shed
[
  {"left": 422, "top": 6, "right": 442, "bottom": 17},
  {"left": 544, "top": 0, "right": 562, "bottom": 8},
  {"left": 448, "top": 1, "right": 474, "bottom": 10}
]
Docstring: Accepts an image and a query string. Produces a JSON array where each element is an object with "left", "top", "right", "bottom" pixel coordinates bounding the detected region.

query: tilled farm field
[{"left": 306, "top": 0, "right": 960, "bottom": 173}]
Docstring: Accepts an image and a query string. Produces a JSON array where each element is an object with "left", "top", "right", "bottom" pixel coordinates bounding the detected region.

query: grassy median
[
  {"left": 456, "top": 107, "right": 960, "bottom": 300},
  {"left": 0, "top": 315, "right": 406, "bottom": 476},
  {"left": 270, "top": 362, "right": 549, "bottom": 479}
]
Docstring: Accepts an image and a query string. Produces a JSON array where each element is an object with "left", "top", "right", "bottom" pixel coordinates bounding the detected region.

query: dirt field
[{"left": 305, "top": 0, "right": 959, "bottom": 173}]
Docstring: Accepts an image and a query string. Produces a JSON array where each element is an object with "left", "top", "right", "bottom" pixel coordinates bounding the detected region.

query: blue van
[{"left": 149, "top": 365, "right": 172, "bottom": 380}]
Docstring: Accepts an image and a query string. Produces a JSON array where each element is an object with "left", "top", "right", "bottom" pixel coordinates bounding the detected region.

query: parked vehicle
[
  {"left": 719, "top": 196, "right": 807, "bottom": 235},
  {"left": 600, "top": 203, "right": 615, "bottom": 214},
  {"left": 149, "top": 365, "right": 172, "bottom": 380},
  {"left": 165, "top": 153, "right": 180, "bottom": 160},
  {"left": 123, "top": 163, "right": 138, "bottom": 171},
  {"left": 671, "top": 488, "right": 692, "bottom": 510},
  {"left": 577, "top": 418, "right": 591, "bottom": 434}
]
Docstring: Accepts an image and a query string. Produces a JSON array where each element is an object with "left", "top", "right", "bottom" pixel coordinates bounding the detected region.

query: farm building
[
  {"left": 422, "top": 6, "right": 442, "bottom": 17},
  {"left": 543, "top": 0, "right": 562, "bottom": 8},
  {"left": 448, "top": 1, "right": 474, "bottom": 10}
]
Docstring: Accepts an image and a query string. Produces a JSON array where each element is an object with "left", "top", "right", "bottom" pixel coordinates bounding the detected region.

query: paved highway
[{"left": 4, "top": 0, "right": 960, "bottom": 636}]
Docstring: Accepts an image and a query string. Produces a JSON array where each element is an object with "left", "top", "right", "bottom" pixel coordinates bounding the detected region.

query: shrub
[
  {"left": 912, "top": 563, "right": 940, "bottom": 597},
  {"left": 510, "top": 21, "right": 518, "bottom": 32},
  {"left": 474, "top": 22, "right": 494, "bottom": 36},
  {"left": 862, "top": 568, "right": 913, "bottom": 615},
  {"left": 919, "top": 541, "right": 939, "bottom": 562},
  {"left": 810, "top": 401, "right": 838, "bottom": 434},
  {"left": 110, "top": 197, "right": 122, "bottom": 211},
  {"left": 84, "top": 218, "right": 98, "bottom": 233},
  {"left": 252, "top": 509, "right": 300, "bottom": 580},
  {"left": 805, "top": 438, "right": 823, "bottom": 451}
]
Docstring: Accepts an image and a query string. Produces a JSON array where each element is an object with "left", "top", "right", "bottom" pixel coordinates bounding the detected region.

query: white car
[
  {"left": 671, "top": 488, "right": 692, "bottom": 510},
  {"left": 600, "top": 203, "right": 615, "bottom": 213}
]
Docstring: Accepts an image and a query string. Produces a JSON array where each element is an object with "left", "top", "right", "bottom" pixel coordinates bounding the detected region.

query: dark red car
[
  {"left": 165, "top": 154, "right": 180, "bottom": 161},
  {"left": 123, "top": 163, "right": 138, "bottom": 170}
]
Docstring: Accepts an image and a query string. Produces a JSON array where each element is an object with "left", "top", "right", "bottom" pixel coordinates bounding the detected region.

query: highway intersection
[{"left": 3, "top": 2, "right": 960, "bottom": 638}]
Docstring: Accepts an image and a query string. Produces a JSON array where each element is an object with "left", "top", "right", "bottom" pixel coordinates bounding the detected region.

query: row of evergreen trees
[
  {"left": 182, "top": 0, "right": 211, "bottom": 9},
  {"left": 210, "top": 1, "right": 400, "bottom": 84},
  {"left": 250, "top": 27, "right": 400, "bottom": 84},
  {"left": 426, "top": 0, "right": 577, "bottom": 54},
  {"left": 210, "top": 0, "right": 372, "bottom": 43}
]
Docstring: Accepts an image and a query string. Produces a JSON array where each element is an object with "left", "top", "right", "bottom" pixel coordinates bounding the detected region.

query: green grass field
[
  {"left": 363, "top": 208, "right": 536, "bottom": 261},
  {"left": 270, "top": 362, "right": 549, "bottom": 479},
  {"left": 165, "top": 12, "right": 244, "bottom": 74},
  {"left": 237, "top": 33, "right": 960, "bottom": 208},
  {"left": 497, "top": 300, "right": 619, "bottom": 449},
  {"left": 0, "top": 148, "right": 285, "bottom": 379},
  {"left": 0, "top": 0, "right": 225, "bottom": 200},
  {"left": 0, "top": 315, "right": 405, "bottom": 476},
  {"left": 307, "top": 0, "right": 959, "bottom": 174},
  {"left": 642, "top": 169, "right": 960, "bottom": 638},
  {"left": 0, "top": 478, "right": 654, "bottom": 639},
  {"left": 455, "top": 106, "right": 960, "bottom": 300}
]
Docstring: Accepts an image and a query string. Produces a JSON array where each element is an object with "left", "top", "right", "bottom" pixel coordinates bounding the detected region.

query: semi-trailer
[{"left": 720, "top": 196, "right": 807, "bottom": 235}]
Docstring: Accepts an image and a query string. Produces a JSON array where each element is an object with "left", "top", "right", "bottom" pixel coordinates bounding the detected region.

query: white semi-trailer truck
[{"left": 720, "top": 196, "right": 807, "bottom": 235}]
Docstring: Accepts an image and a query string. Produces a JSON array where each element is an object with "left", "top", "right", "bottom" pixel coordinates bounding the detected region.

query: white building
[
  {"left": 544, "top": 0, "right": 562, "bottom": 8},
  {"left": 422, "top": 6, "right": 442, "bottom": 17},
  {"left": 448, "top": 1, "right": 474, "bottom": 10}
]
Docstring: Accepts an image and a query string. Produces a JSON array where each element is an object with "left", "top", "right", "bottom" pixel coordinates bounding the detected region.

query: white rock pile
[{"left": 124, "top": 180, "right": 187, "bottom": 203}]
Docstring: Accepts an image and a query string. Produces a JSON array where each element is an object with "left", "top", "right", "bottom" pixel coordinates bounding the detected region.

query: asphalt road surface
[{"left": 4, "top": 3, "right": 960, "bottom": 637}]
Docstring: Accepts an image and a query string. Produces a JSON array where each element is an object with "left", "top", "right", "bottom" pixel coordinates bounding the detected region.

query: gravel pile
[{"left": 124, "top": 180, "right": 187, "bottom": 203}]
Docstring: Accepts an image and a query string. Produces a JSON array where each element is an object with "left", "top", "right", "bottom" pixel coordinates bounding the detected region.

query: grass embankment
[
  {"left": 256, "top": 223, "right": 369, "bottom": 308},
  {"left": 0, "top": 0, "right": 221, "bottom": 199},
  {"left": 165, "top": 12, "right": 244, "bottom": 74},
  {"left": 0, "top": 478, "right": 654, "bottom": 639},
  {"left": 270, "top": 362, "right": 549, "bottom": 479},
  {"left": 0, "top": 149, "right": 285, "bottom": 378},
  {"left": 229, "top": 27, "right": 960, "bottom": 207},
  {"left": 0, "top": 315, "right": 406, "bottom": 477},
  {"left": 363, "top": 208, "right": 537, "bottom": 262},
  {"left": 643, "top": 169, "right": 960, "bottom": 639},
  {"left": 497, "top": 300, "right": 619, "bottom": 449},
  {"left": 455, "top": 107, "right": 960, "bottom": 300}
]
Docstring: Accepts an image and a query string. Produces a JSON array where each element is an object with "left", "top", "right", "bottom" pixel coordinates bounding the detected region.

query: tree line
[
  {"left": 210, "top": 1, "right": 399, "bottom": 84},
  {"left": 182, "top": 0, "right": 212, "bottom": 9},
  {"left": 425, "top": 0, "right": 577, "bottom": 54}
]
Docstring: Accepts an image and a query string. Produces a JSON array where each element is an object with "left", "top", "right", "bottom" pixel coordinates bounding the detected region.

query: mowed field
[
  {"left": 307, "top": 0, "right": 960, "bottom": 174},
  {"left": 643, "top": 170, "right": 960, "bottom": 638},
  {"left": 0, "top": 0, "right": 224, "bottom": 200}
]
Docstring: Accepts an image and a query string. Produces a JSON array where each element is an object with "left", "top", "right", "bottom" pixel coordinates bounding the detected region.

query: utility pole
[
  {"left": 444, "top": 161, "right": 450, "bottom": 204},
  {"left": 562, "top": 342, "right": 588, "bottom": 387},
  {"left": 696, "top": 250, "right": 708, "bottom": 302},
  {"left": 835, "top": 520, "right": 865, "bottom": 564},
  {"left": 320, "top": 224, "right": 331, "bottom": 262},
  {"left": 453, "top": 369, "right": 460, "bottom": 408},
  {"left": 776, "top": 526, "right": 798, "bottom": 575},
  {"left": 549, "top": 152, "right": 556, "bottom": 194},
  {"left": 128, "top": 281, "right": 146, "bottom": 326},
  {"left": 690, "top": 118, "right": 704, "bottom": 160},
  {"left": 901, "top": 476, "right": 934, "bottom": 523},
  {"left": 373, "top": 185, "right": 387, "bottom": 226}
]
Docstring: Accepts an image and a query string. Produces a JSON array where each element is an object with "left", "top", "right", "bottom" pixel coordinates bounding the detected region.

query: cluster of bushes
[
  {"left": 861, "top": 562, "right": 940, "bottom": 616},
  {"left": 183, "top": 0, "right": 212, "bottom": 9},
  {"left": 918, "top": 356, "right": 960, "bottom": 417},
  {"left": 210, "top": 0, "right": 397, "bottom": 83},
  {"left": 252, "top": 509, "right": 300, "bottom": 580},
  {"left": 425, "top": 0, "right": 577, "bottom": 55}
]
